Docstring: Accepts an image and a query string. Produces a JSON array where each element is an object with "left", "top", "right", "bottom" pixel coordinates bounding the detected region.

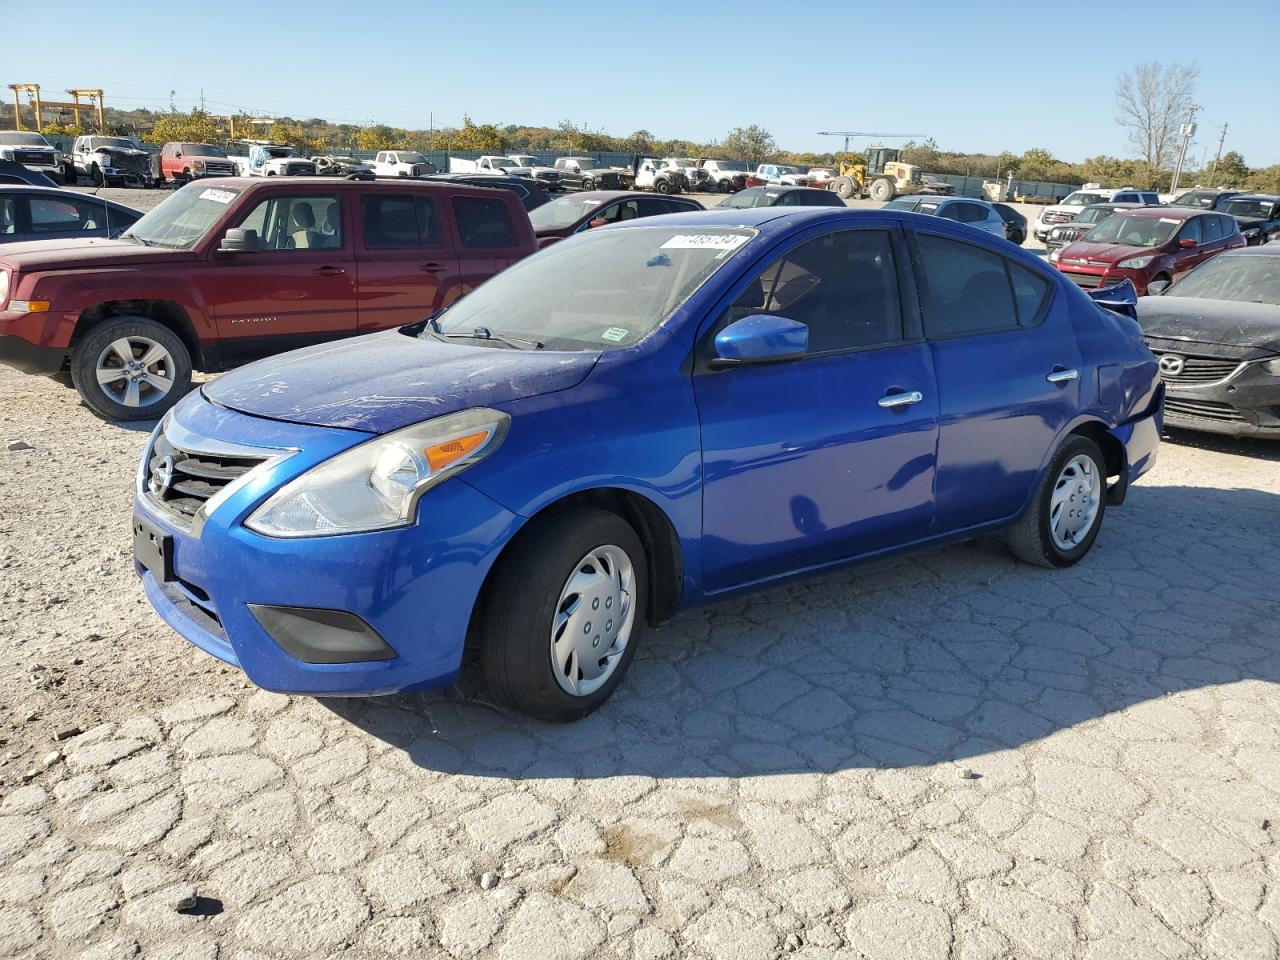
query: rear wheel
[
  {"left": 869, "top": 178, "right": 894, "bottom": 202},
  {"left": 69, "top": 317, "right": 191, "bottom": 421},
  {"left": 1005, "top": 435, "right": 1106, "bottom": 568},
  {"left": 480, "top": 507, "right": 647, "bottom": 722}
]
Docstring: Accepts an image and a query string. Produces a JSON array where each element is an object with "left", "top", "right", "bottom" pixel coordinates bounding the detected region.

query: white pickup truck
[
  {"left": 228, "top": 140, "right": 318, "bottom": 177},
  {"left": 370, "top": 150, "right": 437, "bottom": 177},
  {"left": 448, "top": 155, "right": 523, "bottom": 175},
  {"left": 699, "top": 159, "right": 750, "bottom": 192},
  {"left": 72, "top": 135, "right": 154, "bottom": 187},
  {"left": 753, "top": 163, "right": 812, "bottom": 187}
]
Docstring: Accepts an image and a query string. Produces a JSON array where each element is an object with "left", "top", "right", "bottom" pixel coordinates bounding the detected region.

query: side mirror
[
  {"left": 1146, "top": 279, "right": 1171, "bottom": 295},
  {"left": 588, "top": 218, "right": 607, "bottom": 228},
  {"left": 218, "top": 228, "right": 258, "bottom": 254},
  {"left": 1178, "top": 238, "right": 1197, "bottom": 249},
  {"left": 712, "top": 315, "right": 808, "bottom": 367}
]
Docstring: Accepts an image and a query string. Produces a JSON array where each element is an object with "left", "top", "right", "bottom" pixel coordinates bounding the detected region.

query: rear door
[
  {"left": 912, "top": 230, "right": 1080, "bottom": 533},
  {"left": 205, "top": 189, "right": 358, "bottom": 364},
  {"left": 355, "top": 191, "right": 459, "bottom": 332},
  {"left": 451, "top": 193, "right": 524, "bottom": 295}
]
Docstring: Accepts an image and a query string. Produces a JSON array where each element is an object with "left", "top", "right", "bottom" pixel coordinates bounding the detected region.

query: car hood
[
  {"left": 203, "top": 329, "right": 601, "bottom": 433},
  {"left": 1136, "top": 296, "right": 1280, "bottom": 353},
  {"left": 1228, "top": 215, "right": 1266, "bottom": 230},
  {"left": 1058, "top": 240, "right": 1158, "bottom": 264},
  {"left": 0, "top": 237, "right": 197, "bottom": 271}
]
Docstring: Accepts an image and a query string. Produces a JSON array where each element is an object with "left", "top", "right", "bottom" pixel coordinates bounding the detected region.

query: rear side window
[
  {"left": 1219, "top": 215, "right": 1239, "bottom": 237},
  {"left": 29, "top": 195, "right": 107, "bottom": 233},
  {"left": 1009, "top": 263, "right": 1052, "bottom": 327},
  {"left": 1180, "top": 218, "right": 1202, "bottom": 243},
  {"left": 1202, "top": 215, "right": 1223, "bottom": 243},
  {"left": 915, "top": 233, "right": 1019, "bottom": 337},
  {"left": 0, "top": 197, "right": 14, "bottom": 235},
  {"left": 452, "top": 196, "right": 518, "bottom": 248},
  {"left": 361, "top": 195, "right": 440, "bottom": 248}
]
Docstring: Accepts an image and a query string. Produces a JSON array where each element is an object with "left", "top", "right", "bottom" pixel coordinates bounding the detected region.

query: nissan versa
[{"left": 133, "top": 208, "right": 1162, "bottom": 721}]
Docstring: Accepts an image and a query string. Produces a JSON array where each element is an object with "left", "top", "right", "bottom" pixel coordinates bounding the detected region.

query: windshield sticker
[
  {"left": 198, "top": 188, "right": 236, "bottom": 204},
  {"left": 660, "top": 234, "right": 749, "bottom": 251},
  {"left": 601, "top": 327, "right": 629, "bottom": 342}
]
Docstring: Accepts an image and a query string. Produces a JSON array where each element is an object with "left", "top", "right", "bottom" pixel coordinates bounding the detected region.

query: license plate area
[{"left": 133, "top": 515, "right": 175, "bottom": 582}]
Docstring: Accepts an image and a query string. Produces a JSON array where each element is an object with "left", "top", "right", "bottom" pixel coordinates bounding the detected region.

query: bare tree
[{"left": 1115, "top": 62, "right": 1199, "bottom": 171}]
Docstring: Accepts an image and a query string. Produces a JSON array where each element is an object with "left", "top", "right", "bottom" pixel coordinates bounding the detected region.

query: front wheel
[
  {"left": 90, "top": 164, "right": 104, "bottom": 187},
  {"left": 869, "top": 178, "right": 894, "bottom": 202},
  {"left": 654, "top": 178, "right": 672, "bottom": 194},
  {"left": 1005, "top": 435, "right": 1106, "bottom": 568},
  {"left": 580, "top": 178, "right": 595, "bottom": 192},
  {"left": 480, "top": 507, "right": 647, "bottom": 722},
  {"left": 69, "top": 317, "right": 191, "bottom": 421}
]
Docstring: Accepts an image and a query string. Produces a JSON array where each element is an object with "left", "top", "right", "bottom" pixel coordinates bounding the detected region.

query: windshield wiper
[
  {"left": 123, "top": 234, "right": 155, "bottom": 247},
  {"left": 431, "top": 326, "right": 543, "bottom": 350}
]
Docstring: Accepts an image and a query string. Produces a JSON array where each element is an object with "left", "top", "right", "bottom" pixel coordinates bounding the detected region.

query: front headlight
[
  {"left": 245, "top": 408, "right": 509, "bottom": 538},
  {"left": 1243, "top": 228, "right": 1260, "bottom": 237},
  {"left": 192, "top": 159, "right": 206, "bottom": 172},
  {"left": 0, "top": 149, "right": 12, "bottom": 160},
  {"left": 1117, "top": 255, "right": 1154, "bottom": 269}
]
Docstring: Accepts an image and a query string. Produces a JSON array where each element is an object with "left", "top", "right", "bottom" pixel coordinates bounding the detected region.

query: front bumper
[
  {"left": 133, "top": 393, "right": 524, "bottom": 696},
  {"left": 0, "top": 334, "right": 66, "bottom": 376},
  {"left": 1055, "top": 262, "right": 1151, "bottom": 294},
  {"left": 1158, "top": 362, "right": 1280, "bottom": 438}
]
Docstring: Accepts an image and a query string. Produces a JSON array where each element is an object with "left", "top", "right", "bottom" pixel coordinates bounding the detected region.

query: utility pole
[
  {"left": 1168, "top": 103, "right": 1200, "bottom": 195},
  {"left": 200, "top": 88, "right": 205, "bottom": 112},
  {"left": 1207, "top": 122, "right": 1228, "bottom": 186}
]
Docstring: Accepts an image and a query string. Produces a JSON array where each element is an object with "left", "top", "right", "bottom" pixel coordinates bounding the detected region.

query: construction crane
[
  {"left": 817, "top": 131, "right": 926, "bottom": 153},
  {"left": 9, "top": 84, "right": 106, "bottom": 132}
]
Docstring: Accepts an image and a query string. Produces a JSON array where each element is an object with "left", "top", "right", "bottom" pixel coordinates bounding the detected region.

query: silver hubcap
[
  {"left": 550, "top": 544, "right": 635, "bottom": 697},
  {"left": 1049, "top": 454, "right": 1100, "bottom": 551},
  {"left": 95, "top": 337, "right": 175, "bottom": 409}
]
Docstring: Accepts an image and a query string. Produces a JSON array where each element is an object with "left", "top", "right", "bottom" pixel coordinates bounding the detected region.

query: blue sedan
[
  {"left": 133, "top": 207, "right": 1162, "bottom": 720},
  {"left": 883, "top": 195, "right": 1009, "bottom": 240}
]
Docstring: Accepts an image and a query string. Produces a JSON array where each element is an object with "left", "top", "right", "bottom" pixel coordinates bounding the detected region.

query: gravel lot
[{"left": 2, "top": 187, "right": 1279, "bottom": 960}]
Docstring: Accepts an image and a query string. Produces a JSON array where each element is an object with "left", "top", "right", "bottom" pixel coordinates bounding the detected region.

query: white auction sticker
[
  {"left": 660, "top": 234, "right": 749, "bottom": 251},
  {"left": 199, "top": 188, "right": 237, "bottom": 204},
  {"left": 601, "top": 327, "right": 629, "bottom": 342}
]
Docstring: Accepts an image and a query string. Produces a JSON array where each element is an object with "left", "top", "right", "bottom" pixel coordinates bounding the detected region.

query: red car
[
  {"left": 0, "top": 177, "right": 536, "bottom": 419},
  {"left": 156, "top": 142, "right": 238, "bottom": 183},
  {"left": 1051, "top": 206, "right": 1245, "bottom": 294}
]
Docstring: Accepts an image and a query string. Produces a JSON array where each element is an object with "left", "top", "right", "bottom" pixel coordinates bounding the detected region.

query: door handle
[
  {"left": 314, "top": 266, "right": 345, "bottom": 276},
  {"left": 877, "top": 390, "right": 924, "bottom": 409},
  {"left": 1046, "top": 368, "right": 1079, "bottom": 384},
  {"left": 419, "top": 262, "right": 443, "bottom": 274}
]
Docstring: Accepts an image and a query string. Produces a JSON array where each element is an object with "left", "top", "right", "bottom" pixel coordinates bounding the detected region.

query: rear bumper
[{"left": 0, "top": 334, "right": 65, "bottom": 376}]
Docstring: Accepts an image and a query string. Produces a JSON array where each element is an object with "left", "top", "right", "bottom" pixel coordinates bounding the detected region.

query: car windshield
[
  {"left": 1078, "top": 206, "right": 1118, "bottom": 224},
  {"left": 714, "top": 160, "right": 748, "bottom": 172},
  {"left": 1062, "top": 191, "right": 1110, "bottom": 207},
  {"left": 180, "top": 143, "right": 226, "bottom": 157},
  {"left": 916, "top": 201, "right": 942, "bottom": 216},
  {"left": 775, "top": 166, "right": 801, "bottom": 175},
  {"left": 398, "top": 152, "right": 427, "bottom": 163},
  {"left": 1172, "top": 191, "right": 1216, "bottom": 209},
  {"left": 423, "top": 226, "right": 753, "bottom": 350},
  {"left": 528, "top": 195, "right": 605, "bottom": 228},
  {"left": 1083, "top": 215, "right": 1180, "bottom": 248},
  {"left": 94, "top": 138, "right": 138, "bottom": 150},
  {"left": 1222, "top": 199, "right": 1276, "bottom": 219},
  {"left": 489, "top": 159, "right": 517, "bottom": 168},
  {"left": 121, "top": 182, "right": 241, "bottom": 250},
  {"left": 0, "top": 132, "right": 51, "bottom": 146},
  {"left": 722, "top": 189, "right": 768, "bottom": 209},
  {"left": 573, "top": 159, "right": 602, "bottom": 170},
  {"left": 1165, "top": 254, "right": 1280, "bottom": 307},
  {"left": 883, "top": 198, "right": 919, "bottom": 211}
]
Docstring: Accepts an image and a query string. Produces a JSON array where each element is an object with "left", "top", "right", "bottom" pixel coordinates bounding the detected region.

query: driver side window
[
  {"left": 717, "top": 229, "right": 904, "bottom": 354},
  {"left": 1179, "top": 218, "right": 1202, "bottom": 244},
  {"left": 237, "top": 195, "right": 343, "bottom": 251}
]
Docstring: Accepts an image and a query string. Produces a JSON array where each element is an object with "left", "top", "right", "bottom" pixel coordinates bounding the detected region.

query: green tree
[
  {"left": 722, "top": 125, "right": 776, "bottom": 165},
  {"left": 145, "top": 109, "right": 223, "bottom": 146},
  {"left": 449, "top": 116, "right": 509, "bottom": 153},
  {"left": 355, "top": 124, "right": 396, "bottom": 151},
  {"left": 1212, "top": 150, "right": 1248, "bottom": 187},
  {"left": 624, "top": 129, "right": 654, "bottom": 154}
]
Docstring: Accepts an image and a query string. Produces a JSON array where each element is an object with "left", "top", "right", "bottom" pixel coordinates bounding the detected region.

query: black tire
[
  {"left": 480, "top": 507, "right": 648, "bottom": 722},
  {"left": 1005, "top": 435, "right": 1107, "bottom": 568},
  {"left": 69, "top": 317, "right": 191, "bottom": 422},
  {"left": 654, "top": 178, "right": 672, "bottom": 195},
  {"left": 581, "top": 178, "right": 595, "bottom": 192},
  {"left": 90, "top": 164, "right": 104, "bottom": 187}
]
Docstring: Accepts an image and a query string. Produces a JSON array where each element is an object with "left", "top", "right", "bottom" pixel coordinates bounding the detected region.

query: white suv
[{"left": 1033, "top": 186, "right": 1160, "bottom": 241}]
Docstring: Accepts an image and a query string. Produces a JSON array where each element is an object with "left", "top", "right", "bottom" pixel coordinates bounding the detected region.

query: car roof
[
  {"left": 1224, "top": 194, "right": 1280, "bottom": 203},
  {"left": 197, "top": 175, "right": 522, "bottom": 197},
  {"left": 1111, "top": 206, "right": 1204, "bottom": 220},
  {"left": 745, "top": 185, "right": 828, "bottom": 194}
]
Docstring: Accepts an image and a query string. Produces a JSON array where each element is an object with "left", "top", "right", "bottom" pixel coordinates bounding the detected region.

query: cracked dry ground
[{"left": 2, "top": 369, "right": 1280, "bottom": 960}]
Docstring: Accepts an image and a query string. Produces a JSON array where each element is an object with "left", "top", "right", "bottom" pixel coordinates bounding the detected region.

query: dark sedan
[
  {"left": 721, "top": 186, "right": 846, "bottom": 209},
  {"left": 1044, "top": 202, "right": 1146, "bottom": 255},
  {"left": 419, "top": 174, "right": 551, "bottom": 211},
  {"left": 1219, "top": 194, "right": 1280, "bottom": 246},
  {"left": 992, "top": 202, "right": 1027, "bottom": 245},
  {"left": 528, "top": 191, "right": 701, "bottom": 247},
  {"left": 0, "top": 159, "right": 58, "bottom": 187},
  {"left": 1138, "top": 247, "right": 1280, "bottom": 438},
  {"left": 0, "top": 186, "right": 142, "bottom": 243}
]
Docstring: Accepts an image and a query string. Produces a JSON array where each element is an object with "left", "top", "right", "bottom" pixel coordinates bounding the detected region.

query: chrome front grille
[
  {"left": 1149, "top": 351, "right": 1243, "bottom": 384},
  {"left": 1164, "top": 397, "right": 1246, "bottom": 422},
  {"left": 1044, "top": 210, "right": 1075, "bottom": 224},
  {"left": 142, "top": 416, "right": 288, "bottom": 535},
  {"left": 202, "top": 161, "right": 235, "bottom": 176}
]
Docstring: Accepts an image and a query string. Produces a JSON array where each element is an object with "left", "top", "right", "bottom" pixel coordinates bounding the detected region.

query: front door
[
  {"left": 355, "top": 192, "right": 458, "bottom": 331},
  {"left": 694, "top": 224, "right": 940, "bottom": 593},
  {"left": 205, "top": 191, "right": 358, "bottom": 364},
  {"left": 911, "top": 230, "right": 1081, "bottom": 532}
]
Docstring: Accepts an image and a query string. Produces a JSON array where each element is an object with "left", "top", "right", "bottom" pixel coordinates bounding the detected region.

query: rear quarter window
[
  {"left": 915, "top": 233, "right": 1019, "bottom": 337},
  {"left": 452, "top": 195, "right": 519, "bottom": 248}
]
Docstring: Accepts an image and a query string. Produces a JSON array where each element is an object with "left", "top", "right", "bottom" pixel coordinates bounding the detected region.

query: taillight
[{"left": 0, "top": 270, "right": 9, "bottom": 310}]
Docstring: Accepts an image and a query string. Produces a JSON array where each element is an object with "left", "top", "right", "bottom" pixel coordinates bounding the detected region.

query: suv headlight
[
  {"left": 245, "top": 409, "right": 509, "bottom": 538},
  {"left": 1117, "top": 255, "right": 1154, "bottom": 269},
  {"left": 0, "top": 148, "right": 12, "bottom": 160}
]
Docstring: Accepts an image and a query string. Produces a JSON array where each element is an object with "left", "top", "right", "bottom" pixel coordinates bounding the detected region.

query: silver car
[{"left": 883, "top": 196, "right": 1009, "bottom": 240}]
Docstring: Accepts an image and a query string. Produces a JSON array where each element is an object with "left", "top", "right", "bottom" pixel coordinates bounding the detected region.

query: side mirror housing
[
  {"left": 1146, "top": 279, "right": 1171, "bottom": 295},
  {"left": 1178, "top": 238, "right": 1198, "bottom": 249},
  {"left": 588, "top": 218, "right": 607, "bottom": 228},
  {"left": 218, "top": 228, "right": 259, "bottom": 254},
  {"left": 712, "top": 315, "right": 808, "bottom": 367}
]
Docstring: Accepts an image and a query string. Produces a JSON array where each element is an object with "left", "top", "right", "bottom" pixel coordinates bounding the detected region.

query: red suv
[
  {"left": 0, "top": 177, "right": 536, "bottom": 419},
  {"left": 1050, "top": 206, "right": 1245, "bottom": 294}
]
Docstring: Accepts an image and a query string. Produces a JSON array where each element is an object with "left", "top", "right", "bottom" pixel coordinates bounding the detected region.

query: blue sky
[{"left": 6, "top": 1, "right": 1277, "bottom": 166}]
